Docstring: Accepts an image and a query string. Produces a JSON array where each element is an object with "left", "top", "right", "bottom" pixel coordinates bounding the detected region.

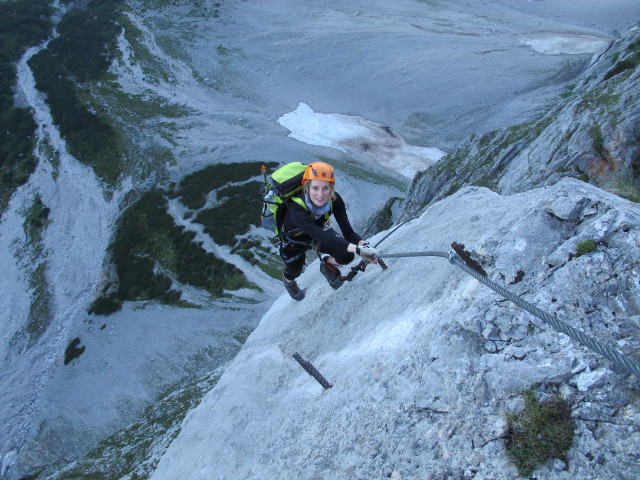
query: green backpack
[{"left": 260, "top": 162, "right": 308, "bottom": 236}]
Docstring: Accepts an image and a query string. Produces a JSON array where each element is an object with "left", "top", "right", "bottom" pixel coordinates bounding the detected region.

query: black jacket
[{"left": 282, "top": 192, "right": 362, "bottom": 250}]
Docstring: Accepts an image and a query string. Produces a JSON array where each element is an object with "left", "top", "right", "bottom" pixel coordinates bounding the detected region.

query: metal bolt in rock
[{"left": 292, "top": 352, "right": 333, "bottom": 389}]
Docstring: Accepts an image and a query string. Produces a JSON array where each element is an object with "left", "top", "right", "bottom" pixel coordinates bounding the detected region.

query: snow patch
[
  {"left": 518, "top": 32, "right": 612, "bottom": 55},
  {"left": 278, "top": 103, "right": 445, "bottom": 179}
]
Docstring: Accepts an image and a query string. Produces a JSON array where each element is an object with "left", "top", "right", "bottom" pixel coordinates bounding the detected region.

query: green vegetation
[
  {"left": 0, "top": 0, "right": 52, "bottom": 62},
  {"left": 176, "top": 161, "right": 276, "bottom": 209},
  {"left": 505, "top": 388, "right": 574, "bottom": 477},
  {"left": 609, "top": 173, "right": 640, "bottom": 203},
  {"left": 27, "top": 262, "right": 52, "bottom": 341},
  {"left": 64, "top": 337, "right": 85, "bottom": 365},
  {"left": 603, "top": 35, "right": 640, "bottom": 81},
  {"left": 8, "top": 196, "right": 55, "bottom": 349},
  {"left": 90, "top": 188, "right": 253, "bottom": 315},
  {"left": 195, "top": 181, "right": 263, "bottom": 246},
  {"left": 12, "top": 0, "right": 183, "bottom": 192},
  {"left": 588, "top": 124, "right": 605, "bottom": 158},
  {"left": 89, "top": 291, "right": 123, "bottom": 316},
  {"left": 604, "top": 45, "right": 640, "bottom": 81},
  {"left": 25, "top": 0, "right": 135, "bottom": 186},
  {"left": 412, "top": 114, "right": 557, "bottom": 201},
  {"left": 472, "top": 176, "right": 499, "bottom": 191},
  {"left": 108, "top": 190, "right": 177, "bottom": 302},
  {"left": 23, "top": 194, "right": 50, "bottom": 249},
  {"left": 560, "top": 84, "right": 576, "bottom": 99},
  {"left": 42, "top": 0, "right": 123, "bottom": 82},
  {"left": 363, "top": 196, "right": 404, "bottom": 236},
  {"left": 417, "top": 146, "right": 467, "bottom": 183},
  {"left": 231, "top": 236, "right": 281, "bottom": 279},
  {"left": 91, "top": 160, "right": 277, "bottom": 315},
  {"left": 576, "top": 85, "right": 621, "bottom": 114},
  {"left": 28, "top": 0, "right": 127, "bottom": 185},
  {"left": 576, "top": 238, "right": 597, "bottom": 256},
  {"left": 425, "top": 113, "right": 556, "bottom": 190},
  {"left": 0, "top": 0, "right": 54, "bottom": 211},
  {"left": 604, "top": 57, "right": 639, "bottom": 80},
  {"left": 499, "top": 114, "right": 556, "bottom": 150}
]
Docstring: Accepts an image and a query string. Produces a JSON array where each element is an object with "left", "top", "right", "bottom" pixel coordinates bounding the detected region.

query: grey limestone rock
[{"left": 396, "top": 27, "right": 640, "bottom": 225}]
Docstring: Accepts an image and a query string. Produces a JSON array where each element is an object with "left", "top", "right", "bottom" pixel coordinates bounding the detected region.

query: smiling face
[{"left": 307, "top": 180, "right": 333, "bottom": 207}]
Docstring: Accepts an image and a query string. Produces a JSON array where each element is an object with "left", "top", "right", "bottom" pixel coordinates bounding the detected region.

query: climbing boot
[
  {"left": 283, "top": 276, "right": 305, "bottom": 301},
  {"left": 320, "top": 260, "right": 343, "bottom": 290}
]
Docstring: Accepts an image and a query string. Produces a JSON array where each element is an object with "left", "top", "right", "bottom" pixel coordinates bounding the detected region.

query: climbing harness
[{"left": 376, "top": 242, "right": 640, "bottom": 382}]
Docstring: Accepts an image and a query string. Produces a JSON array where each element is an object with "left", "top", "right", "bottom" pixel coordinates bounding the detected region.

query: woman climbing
[{"left": 279, "top": 161, "right": 379, "bottom": 300}]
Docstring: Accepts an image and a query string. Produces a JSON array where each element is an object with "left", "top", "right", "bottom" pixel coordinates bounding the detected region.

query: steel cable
[{"left": 377, "top": 249, "right": 640, "bottom": 381}]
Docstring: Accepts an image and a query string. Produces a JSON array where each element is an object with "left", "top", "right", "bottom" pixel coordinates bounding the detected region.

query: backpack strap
[{"left": 280, "top": 196, "right": 333, "bottom": 244}]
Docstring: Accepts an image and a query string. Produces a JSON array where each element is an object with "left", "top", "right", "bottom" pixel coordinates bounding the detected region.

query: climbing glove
[{"left": 356, "top": 244, "right": 379, "bottom": 263}]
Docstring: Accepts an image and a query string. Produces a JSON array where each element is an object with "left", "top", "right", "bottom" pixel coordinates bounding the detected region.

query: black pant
[{"left": 279, "top": 229, "right": 355, "bottom": 280}]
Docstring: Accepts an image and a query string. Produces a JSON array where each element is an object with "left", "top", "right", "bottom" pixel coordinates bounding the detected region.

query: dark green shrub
[
  {"left": 177, "top": 161, "right": 276, "bottom": 209},
  {"left": 589, "top": 124, "right": 605, "bottom": 158},
  {"left": 89, "top": 293, "right": 122, "bottom": 315},
  {"left": 28, "top": 54, "right": 122, "bottom": 182},
  {"left": 91, "top": 188, "right": 251, "bottom": 314},
  {"left": 0, "top": 0, "right": 53, "bottom": 210},
  {"left": 27, "top": 0, "right": 126, "bottom": 185},
  {"left": 576, "top": 239, "right": 597, "bottom": 256},
  {"left": 0, "top": 0, "right": 53, "bottom": 63},
  {"left": 64, "top": 337, "right": 85, "bottom": 365},
  {"left": 604, "top": 54, "right": 640, "bottom": 81},
  {"left": 47, "top": 1, "right": 122, "bottom": 82},
  {"left": 195, "top": 181, "right": 263, "bottom": 246}
]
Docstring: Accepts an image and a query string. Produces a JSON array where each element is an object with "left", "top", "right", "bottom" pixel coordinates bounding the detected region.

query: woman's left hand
[{"left": 356, "top": 244, "right": 379, "bottom": 263}]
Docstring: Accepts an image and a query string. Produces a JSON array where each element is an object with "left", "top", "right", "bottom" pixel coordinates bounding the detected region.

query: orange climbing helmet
[{"left": 302, "top": 161, "right": 335, "bottom": 184}]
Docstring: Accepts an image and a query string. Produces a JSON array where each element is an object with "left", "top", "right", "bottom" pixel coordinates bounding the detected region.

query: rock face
[
  {"left": 397, "top": 26, "right": 640, "bottom": 223},
  {"left": 148, "top": 25, "right": 640, "bottom": 480},
  {"left": 150, "top": 178, "right": 640, "bottom": 480}
]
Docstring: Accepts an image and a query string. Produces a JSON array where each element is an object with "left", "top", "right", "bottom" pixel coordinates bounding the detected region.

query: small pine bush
[
  {"left": 64, "top": 337, "right": 85, "bottom": 365},
  {"left": 576, "top": 239, "right": 597, "bottom": 256},
  {"left": 505, "top": 388, "right": 574, "bottom": 477}
]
